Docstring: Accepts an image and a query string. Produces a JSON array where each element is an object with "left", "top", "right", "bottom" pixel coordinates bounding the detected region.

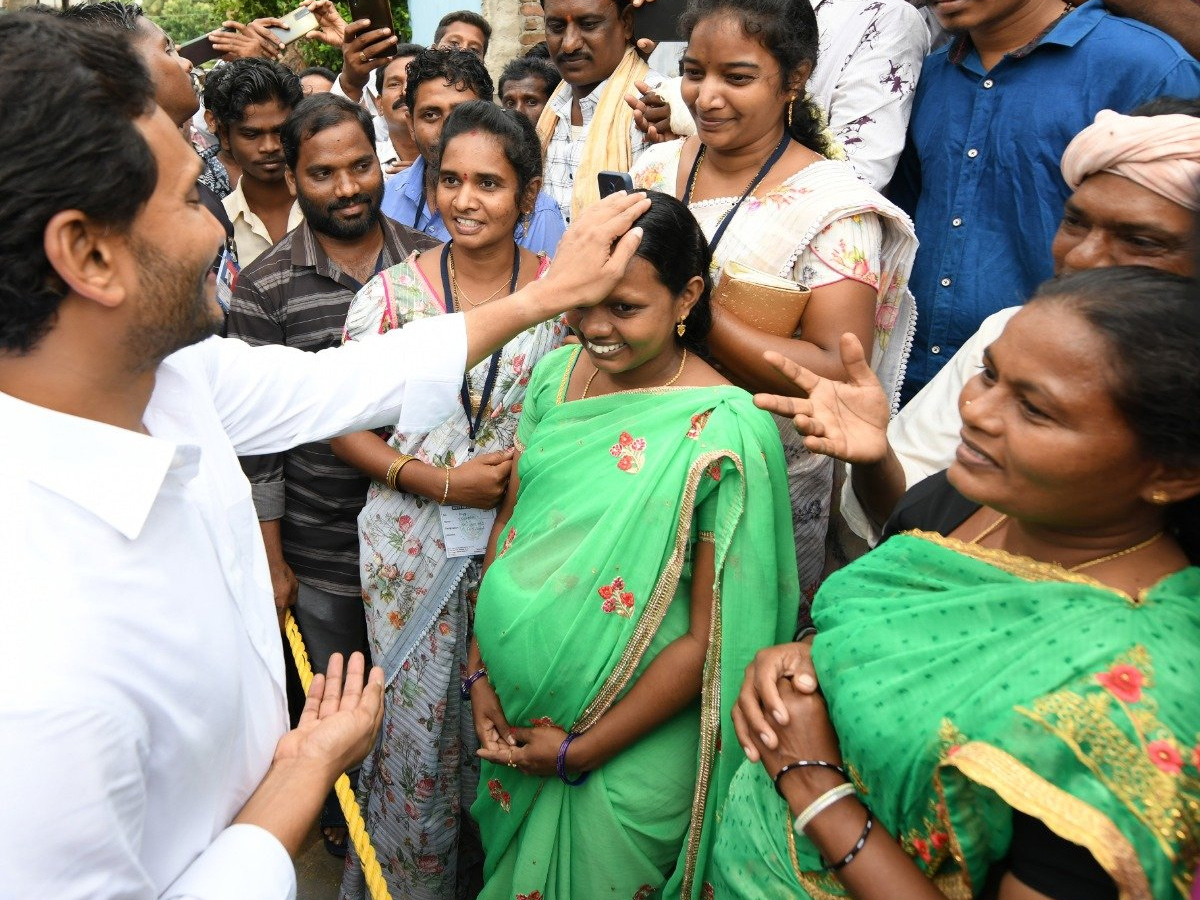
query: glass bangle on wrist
[
  {"left": 821, "top": 810, "right": 874, "bottom": 871},
  {"left": 556, "top": 732, "right": 589, "bottom": 785},
  {"left": 793, "top": 782, "right": 857, "bottom": 833},
  {"left": 773, "top": 759, "right": 848, "bottom": 799},
  {"left": 461, "top": 666, "right": 487, "bottom": 700}
]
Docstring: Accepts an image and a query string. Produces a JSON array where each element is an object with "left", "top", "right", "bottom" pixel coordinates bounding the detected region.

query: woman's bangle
[
  {"left": 440, "top": 465, "right": 451, "bottom": 504},
  {"left": 385, "top": 454, "right": 416, "bottom": 491},
  {"left": 821, "top": 810, "right": 874, "bottom": 871},
  {"left": 773, "top": 759, "right": 848, "bottom": 799},
  {"left": 460, "top": 666, "right": 487, "bottom": 700},
  {"left": 556, "top": 733, "right": 590, "bottom": 786},
  {"left": 794, "top": 782, "right": 857, "bottom": 833}
]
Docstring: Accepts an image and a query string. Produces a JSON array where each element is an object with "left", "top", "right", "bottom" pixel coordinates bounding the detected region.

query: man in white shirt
[
  {"left": 212, "top": 58, "right": 306, "bottom": 266},
  {"left": 0, "top": 13, "right": 650, "bottom": 899},
  {"left": 538, "top": 0, "right": 665, "bottom": 224}
]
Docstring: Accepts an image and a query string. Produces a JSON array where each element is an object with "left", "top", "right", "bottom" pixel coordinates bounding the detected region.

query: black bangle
[
  {"left": 795, "top": 625, "right": 818, "bottom": 642},
  {"left": 461, "top": 667, "right": 487, "bottom": 700},
  {"left": 821, "top": 810, "right": 874, "bottom": 871},
  {"left": 773, "top": 759, "right": 848, "bottom": 799}
]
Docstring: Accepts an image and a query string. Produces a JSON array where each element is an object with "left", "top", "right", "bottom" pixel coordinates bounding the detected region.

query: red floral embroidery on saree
[
  {"left": 487, "top": 778, "right": 512, "bottom": 813},
  {"left": 686, "top": 409, "right": 713, "bottom": 439},
  {"left": 610, "top": 431, "right": 647, "bottom": 473},
  {"left": 598, "top": 575, "right": 636, "bottom": 617},
  {"left": 499, "top": 527, "right": 517, "bottom": 557},
  {"left": 1094, "top": 662, "right": 1144, "bottom": 704},
  {"left": 516, "top": 892, "right": 543, "bottom": 900}
]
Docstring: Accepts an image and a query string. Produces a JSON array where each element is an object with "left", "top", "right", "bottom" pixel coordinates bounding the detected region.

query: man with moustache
[
  {"left": 226, "top": 93, "right": 432, "bottom": 855},
  {"left": 211, "top": 58, "right": 306, "bottom": 266},
  {"left": 375, "top": 44, "right": 425, "bottom": 175},
  {"left": 226, "top": 93, "right": 433, "bottom": 676},
  {"left": 381, "top": 47, "right": 565, "bottom": 254},
  {"left": 537, "top": 0, "right": 665, "bottom": 224}
]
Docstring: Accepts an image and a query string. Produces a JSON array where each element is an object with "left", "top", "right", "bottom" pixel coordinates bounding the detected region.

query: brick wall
[{"left": 518, "top": 1, "right": 546, "bottom": 50}]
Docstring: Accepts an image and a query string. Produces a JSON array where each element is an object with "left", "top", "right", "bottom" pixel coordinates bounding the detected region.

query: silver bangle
[{"left": 794, "top": 782, "right": 857, "bottom": 834}]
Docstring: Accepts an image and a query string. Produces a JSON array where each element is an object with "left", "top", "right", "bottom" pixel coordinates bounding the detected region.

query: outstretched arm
[{"left": 753, "top": 337, "right": 907, "bottom": 525}]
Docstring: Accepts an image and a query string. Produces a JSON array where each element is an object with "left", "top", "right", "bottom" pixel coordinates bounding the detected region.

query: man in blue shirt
[
  {"left": 380, "top": 48, "right": 567, "bottom": 255},
  {"left": 890, "top": 0, "right": 1200, "bottom": 402}
]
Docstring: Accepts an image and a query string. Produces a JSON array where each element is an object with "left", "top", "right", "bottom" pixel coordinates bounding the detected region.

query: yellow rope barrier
[{"left": 283, "top": 610, "right": 393, "bottom": 900}]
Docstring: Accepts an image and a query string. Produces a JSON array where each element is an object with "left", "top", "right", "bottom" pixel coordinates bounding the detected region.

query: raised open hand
[{"left": 753, "top": 334, "right": 890, "bottom": 465}]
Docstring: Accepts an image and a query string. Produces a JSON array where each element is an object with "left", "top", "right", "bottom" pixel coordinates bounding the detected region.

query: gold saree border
[
  {"left": 571, "top": 448, "right": 741, "bottom": 734},
  {"left": 904, "top": 529, "right": 1144, "bottom": 605},
  {"left": 946, "top": 741, "right": 1152, "bottom": 900}
]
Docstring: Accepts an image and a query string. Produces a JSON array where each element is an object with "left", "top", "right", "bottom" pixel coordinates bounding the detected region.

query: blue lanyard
[
  {"left": 682, "top": 131, "right": 791, "bottom": 255},
  {"left": 439, "top": 241, "right": 520, "bottom": 448}
]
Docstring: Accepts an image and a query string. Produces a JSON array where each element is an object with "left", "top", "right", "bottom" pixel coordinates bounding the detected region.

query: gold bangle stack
[
  {"left": 385, "top": 454, "right": 416, "bottom": 491},
  {"left": 441, "top": 465, "right": 451, "bottom": 504}
]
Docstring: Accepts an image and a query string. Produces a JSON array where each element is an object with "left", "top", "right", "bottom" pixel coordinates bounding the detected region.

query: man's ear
[
  {"left": 42, "top": 210, "right": 129, "bottom": 309},
  {"left": 284, "top": 166, "right": 298, "bottom": 199},
  {"left": 619, "top": 1, "right": 636, "bottom": 43}
]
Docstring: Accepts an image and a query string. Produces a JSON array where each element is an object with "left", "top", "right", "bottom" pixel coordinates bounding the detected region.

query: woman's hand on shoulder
[
  {"left": 732, "top": 639, "right": 819, "bottom": 762},
  {"left": 448, "top": 450, "right": 513, "bottom": 509},
  {"left": 626, "top": 79, "right": 677, "bottom": 143},
  {"left": 752, "top": 335, "right": 890, "bottom": 465}
]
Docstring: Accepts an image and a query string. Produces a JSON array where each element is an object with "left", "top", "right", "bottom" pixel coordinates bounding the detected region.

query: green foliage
[
  {"left": 143, "top": 0, "right": 223, "bottom": 43},
  {"left": 149, "top": 0, "right": 412, "bottom": 71}
]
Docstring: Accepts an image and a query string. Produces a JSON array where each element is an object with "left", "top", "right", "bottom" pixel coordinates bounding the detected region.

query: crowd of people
[{"left": 0, "top": 0, "right": 1198, "bottom": 899}]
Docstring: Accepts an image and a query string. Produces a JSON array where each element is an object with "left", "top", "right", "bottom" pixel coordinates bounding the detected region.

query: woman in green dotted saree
[
  {"left": 464, "top": 195, "right": 800, "bottom": 900},
  {"left": 712, "top": 268, "right": 1200, "bottom": 900}
]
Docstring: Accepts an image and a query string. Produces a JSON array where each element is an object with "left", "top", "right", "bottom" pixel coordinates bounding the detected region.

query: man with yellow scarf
[{"left": 536, "top": 0, "right": 666, "bottom": 224}]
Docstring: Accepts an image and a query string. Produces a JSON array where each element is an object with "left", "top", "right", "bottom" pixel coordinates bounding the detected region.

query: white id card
[{"left": 439, "top": 504, "right": 497, "bottom": 558}]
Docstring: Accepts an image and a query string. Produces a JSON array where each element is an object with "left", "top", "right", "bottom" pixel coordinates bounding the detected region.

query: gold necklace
[
  {"left": 448, "top": 248, "right": 509, "bottom": 308},
  {"left": 969, "top": 513, "right": 1165, "bottom": 572},
  {"left": 582, "top": 348, "right": 688, "bottom": 399}
]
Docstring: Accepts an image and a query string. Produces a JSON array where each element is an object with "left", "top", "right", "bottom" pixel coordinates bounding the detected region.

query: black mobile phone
[
  {"left": 633, "top": 0, "right": 684, "bottom": 43},
  {"left": 179, "top": 31, "right": 228, "bottom": 66},
  {"left": 598, "top": 170, "right": 635, "bottom": 198},
  {"left": 348, "top": 0, "right": 396, "bottom": 35},
  {"left": 268, "top": 6, "right": 320, "bottom": 45}
]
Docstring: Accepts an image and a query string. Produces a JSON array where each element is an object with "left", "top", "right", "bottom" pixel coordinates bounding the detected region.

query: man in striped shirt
[{"left": 226, "top": 93, "right": 434, "bottom": 687}]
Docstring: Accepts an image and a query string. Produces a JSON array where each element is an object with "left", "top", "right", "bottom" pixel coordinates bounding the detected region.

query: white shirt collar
[{"left": 0, "top": 389, "right": 183, "bottom": 540}]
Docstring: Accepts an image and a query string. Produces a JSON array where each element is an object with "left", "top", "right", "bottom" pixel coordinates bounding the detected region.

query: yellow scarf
[{"left": 536, "top": 46, "right": 649, "bottom": 222}]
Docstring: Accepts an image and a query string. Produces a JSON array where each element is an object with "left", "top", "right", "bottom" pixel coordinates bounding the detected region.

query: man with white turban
[{"left": 823, "top": 98, "right": 1200, "bottom": 541}]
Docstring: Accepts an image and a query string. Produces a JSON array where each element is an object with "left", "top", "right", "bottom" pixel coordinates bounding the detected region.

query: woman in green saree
[
  {"left": 715, "top": 267, "right": 1200, "bottom": 900},
  {"left": 463, "top": 193, "right": 801, "bottom": 900}
]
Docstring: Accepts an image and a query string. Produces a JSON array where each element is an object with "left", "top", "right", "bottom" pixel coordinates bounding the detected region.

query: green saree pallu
[
  {"left": 472, "top": 347, "right": 801, "bottom": 900},
  {"left": 708, "top": 531, "right": 1200, "bottom": 900}
]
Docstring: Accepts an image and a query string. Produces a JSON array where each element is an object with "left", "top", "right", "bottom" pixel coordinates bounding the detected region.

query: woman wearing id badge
[
  {"left": 630, "top": 0, "right": 918, "bottom": 600},
  {"left": 332, "top": 100, "right": 564, "bottom": 900}
]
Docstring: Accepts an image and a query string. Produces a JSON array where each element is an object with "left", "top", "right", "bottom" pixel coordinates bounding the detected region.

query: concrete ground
[{"left": 296, "top": 825, "right": 346, "bottom": 900}]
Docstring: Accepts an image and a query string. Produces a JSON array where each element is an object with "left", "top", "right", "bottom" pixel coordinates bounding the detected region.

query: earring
[
  {"left": 1150, "top": 489, "right": 1170, "bottom": 505},
  {"left": 786, "top": 96, "right": 795, "bottom": 130},
  {"left": 964, "top": 400, "right": 973, "bottom": 407},
  {"left": 676, "top": 319, "right": 687, "bottom": 338}
]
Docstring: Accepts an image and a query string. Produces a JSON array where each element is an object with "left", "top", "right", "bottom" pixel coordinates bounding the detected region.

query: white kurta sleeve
[{"left": 195, "top": 312, "right": 468, "bottom": 457}]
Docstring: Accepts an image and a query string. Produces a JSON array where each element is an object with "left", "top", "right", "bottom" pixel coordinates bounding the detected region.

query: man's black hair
[
  {"left": 404, "top": 47, "right": 493, "bottom": 111},
  {"left": 0, "top": 12, "right": 157, "bottom": 353},
  {"left": 205, "top": 57, "right": 303, "bottom": 127},
  {"left": 282, "top": 93, "right": 377, "bottom": 171},
  {"left": 59, "top": 0, "right": 143, "bottom": 31},
  {"left": 298, "top": 65, "right": 337, "bottom": 83},
  {"left": 498, "top": 56, "right": 562, "bottom": 97},
  {"left": 375, "top": 42, "right": 425, "bottom": 94},
  {"left": 433, "top": 10, "right": 492, "bottom": 50}
]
